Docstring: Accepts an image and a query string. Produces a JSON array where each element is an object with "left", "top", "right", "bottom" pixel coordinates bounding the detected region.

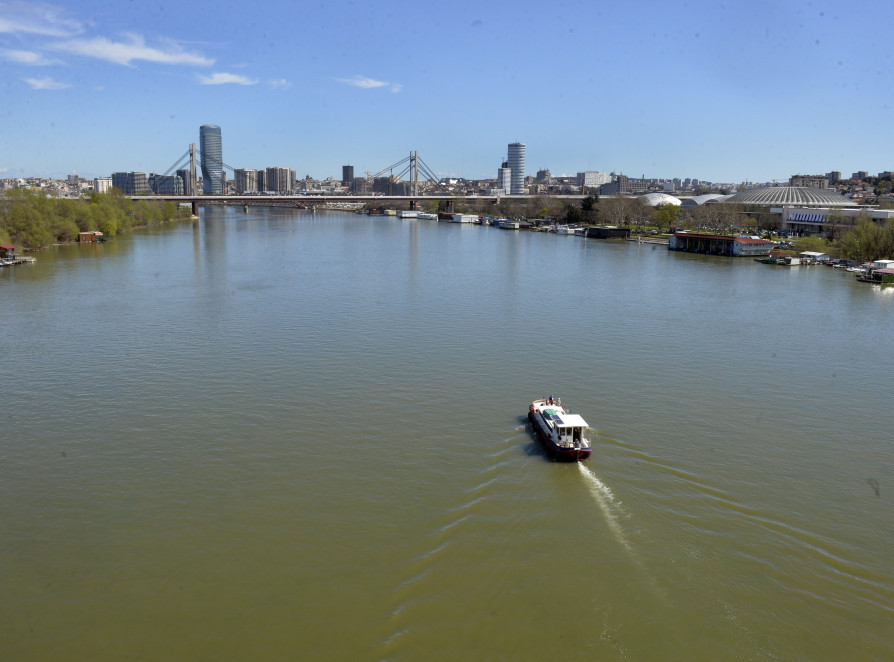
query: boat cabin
[
  {"left": 78, "top": 231, "right": 104, "bottom": 242},
  {"left": 0, "top": 244, "right": 15, "bottom": 259},
  {"left": 540, "top": 408, "right": 588, "bottom": 444},
  {"left": 799, "top": 251, "right": 830, "bottom": 263}
]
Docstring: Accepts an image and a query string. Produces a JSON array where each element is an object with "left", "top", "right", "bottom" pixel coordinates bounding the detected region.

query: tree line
[{"left": 0, "top": 188, "right": 191, "bottom": 249}]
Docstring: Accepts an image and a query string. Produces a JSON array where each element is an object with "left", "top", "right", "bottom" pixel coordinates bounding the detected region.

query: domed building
[
  {"left": 724, "top": 185, "right": 891, "bottom": 236},
  {"left": 638, "top": 192, "right": 682, "bottom": 207},
  {"left": 725, "top": 186, "right": 851, "bottom": 207},
  {"left": 680, "top": 194, "right": 734, "bottom": 207}
]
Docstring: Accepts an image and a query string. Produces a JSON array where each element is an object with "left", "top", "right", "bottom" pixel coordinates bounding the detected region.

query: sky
[{"left": 1, "top": 0, "right": 891, "bottom": 183}]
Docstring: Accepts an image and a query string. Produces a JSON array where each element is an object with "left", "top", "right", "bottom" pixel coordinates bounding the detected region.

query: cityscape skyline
[
  {"left": 1, "top": 0, "right": 892, "bottom": 183},
  {"left": 4, "top": 122, "right": 886, "bottom": 192}
]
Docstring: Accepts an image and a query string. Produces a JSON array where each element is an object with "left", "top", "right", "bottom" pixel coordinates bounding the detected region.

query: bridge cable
[
  {"left": 371, "top": 155, "right": 410, "bottom": 179},
  {"left": 416, "top": 156, "right": 440, "bottom": 183},
  {"left": 162, "top": 149, "right": 190, "bottom": 176}
]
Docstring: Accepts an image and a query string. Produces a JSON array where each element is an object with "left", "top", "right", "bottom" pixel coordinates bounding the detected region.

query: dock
[{"left": 0, "top": 256, "right": 36, "bottom": 266}]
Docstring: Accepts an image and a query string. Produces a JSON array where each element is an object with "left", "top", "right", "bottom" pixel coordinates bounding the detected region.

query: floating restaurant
[
  {"left": 667, "top": 233, "right": 774, "bottom": 257},
  {"left": 585, "top": 226, "right": 630, "bottom": 239}
]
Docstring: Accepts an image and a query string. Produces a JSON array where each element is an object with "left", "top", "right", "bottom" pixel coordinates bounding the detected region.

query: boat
[{"left": 528, "top": 397, "right": 592, "bottom": 461}]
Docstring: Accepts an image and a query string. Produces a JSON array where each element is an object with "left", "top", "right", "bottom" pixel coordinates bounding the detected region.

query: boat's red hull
[{"left": 528, "top": 404, "right": 591, "bottom": 462}]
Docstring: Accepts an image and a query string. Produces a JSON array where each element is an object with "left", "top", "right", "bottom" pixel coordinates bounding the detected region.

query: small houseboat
[{"left": 528, "top": 397, "right": 592, "bottom": 461}]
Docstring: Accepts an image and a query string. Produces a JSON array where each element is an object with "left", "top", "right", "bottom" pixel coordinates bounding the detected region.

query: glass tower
[
  {"left": 508, "top": 142, "right": 525, "bottom": 194},
  {"left": 200, "top": 124, "right": 223, "bottom": 195}
]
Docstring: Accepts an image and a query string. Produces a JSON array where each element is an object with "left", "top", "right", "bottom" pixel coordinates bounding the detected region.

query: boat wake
[
  {"left": 578, "top": 464, "right": 671, "bottom": 603},
  {"left": 578, "top": 463, "right": 631, "bottom": 552}
]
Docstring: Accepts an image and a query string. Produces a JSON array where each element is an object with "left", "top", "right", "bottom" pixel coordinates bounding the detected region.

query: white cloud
[
  {"left": 269, "top": 78, "right": 291, "bottom": 89},
  {"left": 338, "top": 75, "right": 387, "bottom": 89},
  {"left": 0, "top": 2, "right": 83, "bottom": 37},
  {"left": 0, "top": 48, "right": 61, "bottom": 65},
  {"left": 337, "top": 75, "right": 403, "bottom": 93},
  {"left": 22, "top": 76, "right": 70, "bottom": 90},
  {"left": 198, "top": 72, "right": 257, "bottom": 85},
  {"left": 51, "top": 33, "right": 213, "bottom": 67}
]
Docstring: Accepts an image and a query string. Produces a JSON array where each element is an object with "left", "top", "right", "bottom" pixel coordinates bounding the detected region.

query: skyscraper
[
  {"left": 342, "top": 165, "right": 354, "bottom": 186},
  {"left": 507, "top": 142, "right": 525, "bottom": 194},
  {"left": 200, "top": 124, "right": 223, "bottom": 195}
]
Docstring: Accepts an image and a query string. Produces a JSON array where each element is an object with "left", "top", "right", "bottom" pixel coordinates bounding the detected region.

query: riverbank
[{"left": 0, "top": 189, "right": 192, "bottom": 251}]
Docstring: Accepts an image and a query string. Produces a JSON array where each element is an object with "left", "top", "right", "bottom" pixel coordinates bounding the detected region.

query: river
[{"left": 2, "top": 207, "right": 893, "bottom": 660}]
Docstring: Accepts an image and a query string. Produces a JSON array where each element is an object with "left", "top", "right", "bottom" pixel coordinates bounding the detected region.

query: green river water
[{"left": 2, "top": 207, "right": 892, "bottom": 660}]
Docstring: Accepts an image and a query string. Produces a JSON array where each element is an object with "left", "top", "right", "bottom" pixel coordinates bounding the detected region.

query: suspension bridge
[
  {"left": 141, "top": 146, "right": 584, "bottom": 214},
  {"left": 160, "top": 147, "right": 442, "bottom": 196}
]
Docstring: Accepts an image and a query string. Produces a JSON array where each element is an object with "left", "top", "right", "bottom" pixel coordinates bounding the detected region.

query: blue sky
[{"left": 1, "top": 0, "right": 891, "bottom": 183}]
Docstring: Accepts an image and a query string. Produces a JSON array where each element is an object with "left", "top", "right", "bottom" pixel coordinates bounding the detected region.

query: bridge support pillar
[
  {"left": 409, "top": 199, "right": 417, "bottom": 211},
  {"left": 192, "top": 200, "right": 199, "bottom": 216}
]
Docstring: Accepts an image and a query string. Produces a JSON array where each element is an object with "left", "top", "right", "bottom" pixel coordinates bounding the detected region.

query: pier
[{"left": 0, "top": 256, "right": 36, "bottom": 266}]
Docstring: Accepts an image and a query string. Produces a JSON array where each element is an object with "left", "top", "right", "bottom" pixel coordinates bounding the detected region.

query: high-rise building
[
  {"left": 111, "top": 171, "right": 148, "bottom": 195},
  {"left": 200, "top": 124, "right": 223, "bottom": 194},
  {"left": 234, "top": 169, "right": 259, "bottom": 194},
  {"left": 350, "top": 177, "right": 369, "bottom": 194},
  {"left": 497, "top": 161, "right": 512, "bottom": 194},
  {"left": 176, "top": 169, "right": 194, "bottom": 196},
  {"left": 148, "top": 173, "right": 184, "bottom": 195},
  {"left": 264, "top": 167, "right": 295, "bottom": 193},
  {"left": 93, "top": 177, "right": 112, "bottom": 194},
  {"left": 342, "top": 165, "right": 354, "bottom": 185},
  {"left": 507, "top": 142, "right": 525, "bottom": 194},
  {"left": 577, "top": 171, "right": 611, "bottom": 189},
  {"left": 789, "top": 175, "right": 829, "bottom": 189}
]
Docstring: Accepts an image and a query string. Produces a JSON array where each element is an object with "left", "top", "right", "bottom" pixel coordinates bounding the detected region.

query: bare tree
[{"left": 600, "top": 198, "right": 629, "bottom": 227}]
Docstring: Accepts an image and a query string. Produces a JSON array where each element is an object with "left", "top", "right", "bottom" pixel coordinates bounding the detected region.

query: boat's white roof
[{"left": 556, "top": 413, "right": 588, "bottom": 427}]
